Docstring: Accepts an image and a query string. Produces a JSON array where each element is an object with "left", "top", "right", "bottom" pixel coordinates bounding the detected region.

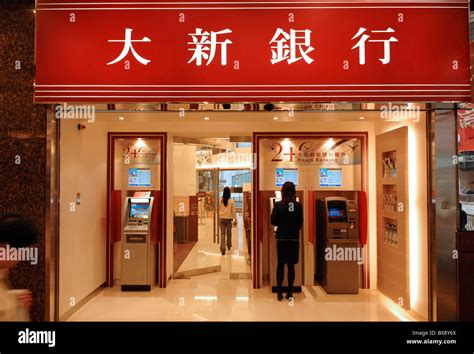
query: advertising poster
[
  {"left": 276, "top": 168, "right": 298, "bottom": 187},
  {"left": 458, "top": 108, "right": 474, "bottom": 153},
  {"left": 320, "top": 168, "right": 343, "bottom": 187},
  {"left": 128, "top": 168, "right": 151, "bottom": 187}
]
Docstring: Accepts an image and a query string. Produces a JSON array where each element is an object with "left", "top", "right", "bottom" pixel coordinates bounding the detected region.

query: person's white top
[
  {"left": 219, "top": 198, "right": 236, "bottom": 220},
  {"left": 0, "top": 269, "right": 23, "bottom": 321}
]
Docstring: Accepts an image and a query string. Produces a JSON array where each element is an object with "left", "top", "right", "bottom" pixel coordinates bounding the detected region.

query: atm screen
[
  {"left": 328, "top": 208, "right": 344, "bottom": 218},
  {"left": 129, "top": 203, "right": 150, "bottom": 219},
  {"left": 276, "top": 168, "right": 298, "bottom": 187},
  {"left": 327, "top": 200, "right": 348, "bottom": 223},
  {"left": 128, "top": 168, "right": 151, "bottom": 187},
  {"left": 328, "top": 208, "right": 347, "bottom": 222}
]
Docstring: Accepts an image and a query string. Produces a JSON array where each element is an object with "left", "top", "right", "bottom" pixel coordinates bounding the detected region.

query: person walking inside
[
  {"left": 271, "top": 181, "right": 303, "bottom": 301},
  {"left": 219, "top": 187, "right": 236, "bottom": 255}
]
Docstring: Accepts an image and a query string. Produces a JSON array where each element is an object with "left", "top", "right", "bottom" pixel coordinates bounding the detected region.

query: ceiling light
[
  {"left": 135, "top": 139, "right": 146, "bottom": 148},
  {"left": 119, "top": 117, "right": 125, "bottom": 120},
  {"left": 204, "top": 117, "right": 210, "bottom": 120},
  {"left": 324, "top": 138, "right": 336, "bottom": 149},
  {"left": 273, "top": 117, "right": 279, "bottom": 120}
]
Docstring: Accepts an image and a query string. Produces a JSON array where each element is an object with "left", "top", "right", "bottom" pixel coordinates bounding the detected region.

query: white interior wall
[
  {"left": 59, "top": 120, "right": 108, "bottom": 318},
  {"left": 173, "top": 144, "right": 197, "bottom": 196}
]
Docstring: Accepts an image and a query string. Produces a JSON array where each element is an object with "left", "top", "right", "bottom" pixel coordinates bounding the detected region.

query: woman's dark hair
[
  {"left": 222, "top": 187, "right": 231, "bottom": 207},
  {"left": 0, "top": 214, "right": 37, "bottom": 248},
  {"left": 281, "top": 181, "right": 296, "bottom": 205}
]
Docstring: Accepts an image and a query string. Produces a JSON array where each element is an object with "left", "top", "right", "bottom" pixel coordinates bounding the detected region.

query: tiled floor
[
  {"left": 176, "top": 215, "right": 251, "bottom": 276},
  {"left": 68, "top": 215, "right": 415, "bottom": 322},
  {"left": 68, "top": 271, "right": 416, "bottom": 322}
]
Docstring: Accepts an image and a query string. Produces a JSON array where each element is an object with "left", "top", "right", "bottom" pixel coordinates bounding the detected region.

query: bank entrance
[{"left": 53, "top": 104, "right": 431, "bottom": 321}]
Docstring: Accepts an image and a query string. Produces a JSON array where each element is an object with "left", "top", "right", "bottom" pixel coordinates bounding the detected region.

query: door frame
[
  {"left": 252, "top": 131, "right": 369, "bottom": 289},
  {"left": 197, "top": 167, "right": 253, "bottom": 244},
  {"left": 106, "top": 132, "right": 168, "bottom": 287}
]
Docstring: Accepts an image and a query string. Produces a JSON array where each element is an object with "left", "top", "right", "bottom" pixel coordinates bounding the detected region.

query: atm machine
[
  {"left": 269, "top": 191, "right": 303, "bottom": 293},
  {"left": 316, "top": 196, "right": 360, "bottom": 294},
  {"left": 121, "top": 196, "right": 156, "bottom": 291}
]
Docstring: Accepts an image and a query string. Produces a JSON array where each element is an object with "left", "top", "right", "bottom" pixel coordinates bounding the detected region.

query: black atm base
[
  {"left": 121, "top": 285, "right": 151, "bottom": 291},
  {"left": 271, "top": 286, "right": 302, "bottom": 293}
]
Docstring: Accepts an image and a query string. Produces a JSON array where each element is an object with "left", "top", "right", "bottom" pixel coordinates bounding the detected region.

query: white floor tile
[{"left": 68, "top": 271, "right": 414, "bottom": 322}]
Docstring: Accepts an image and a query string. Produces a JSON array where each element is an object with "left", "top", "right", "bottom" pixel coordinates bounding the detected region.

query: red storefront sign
[{"left": 35, "top": 0, "right": 470, "bottom": 102}]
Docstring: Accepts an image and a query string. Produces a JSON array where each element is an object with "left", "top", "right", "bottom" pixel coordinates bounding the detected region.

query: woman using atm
[{"left": 271, "top": 181, "right": 303, "bottom": 301}]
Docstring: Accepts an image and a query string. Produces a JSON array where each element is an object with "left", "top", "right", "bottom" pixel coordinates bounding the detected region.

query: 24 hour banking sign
[{"left": 35, "top": 0, "right": 470, "bottom": 102}]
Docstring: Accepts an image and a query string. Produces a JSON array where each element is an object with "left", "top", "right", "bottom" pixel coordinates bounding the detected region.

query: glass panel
[{"left": 458, "top": 104, "right": 474, "bottom": 230}]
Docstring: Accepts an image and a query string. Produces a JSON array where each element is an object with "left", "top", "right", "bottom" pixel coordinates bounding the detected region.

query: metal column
[{"left": 431, "top": 105, "right": 459, "bottom": 321}]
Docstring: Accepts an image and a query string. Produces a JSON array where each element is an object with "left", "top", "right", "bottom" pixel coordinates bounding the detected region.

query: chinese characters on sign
[
  {"left": 270, "top": 28, "right": 314, "bottom": 64},
  {"left": 107, "top": 26, "right": 397, "bottom": 67},
  {"left": 269, "top": 139, "right": 360, "bottom": 166},
  {"left": 188, "top": 28, "right": 232, "bottom": 66},
  {"left": 35, "top": 2, "right": 470, "bottom": 103},
  {"left": 108, "top": 28, "right": 152, "bottom": 65},
  {"left": 351, "top": 27, "right": 398, "bottom": 65}
]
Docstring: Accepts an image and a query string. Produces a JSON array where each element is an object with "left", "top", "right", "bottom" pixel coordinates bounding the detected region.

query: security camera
[{"left": 264, "top": 103, "right": 275, "bottom": 112}]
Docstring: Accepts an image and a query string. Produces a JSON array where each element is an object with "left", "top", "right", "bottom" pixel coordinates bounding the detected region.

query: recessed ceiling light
[
  {"left": 204, "top": 117, "right": 210, "bottom": 120},
  {"left": 119, "top": 117, "right": 125, "bottom": 120},
  {"left": 273, "top": 117, "right": 279, "bottom": 120},
  {"left": 359, "top": 117, "right": 365, "bottom": 120}
]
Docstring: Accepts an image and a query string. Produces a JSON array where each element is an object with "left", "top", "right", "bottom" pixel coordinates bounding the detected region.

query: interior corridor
[{"left": 174, "top": 214, "right": 251, "bottom": 278}]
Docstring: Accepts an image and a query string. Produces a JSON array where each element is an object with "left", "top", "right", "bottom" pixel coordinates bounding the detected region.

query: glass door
[
  {"left": 217, "top": 169, "right": 252, "bottom": 275},
  {"left": 213, "top": 168, "right": 220, "bottom": 245}
]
